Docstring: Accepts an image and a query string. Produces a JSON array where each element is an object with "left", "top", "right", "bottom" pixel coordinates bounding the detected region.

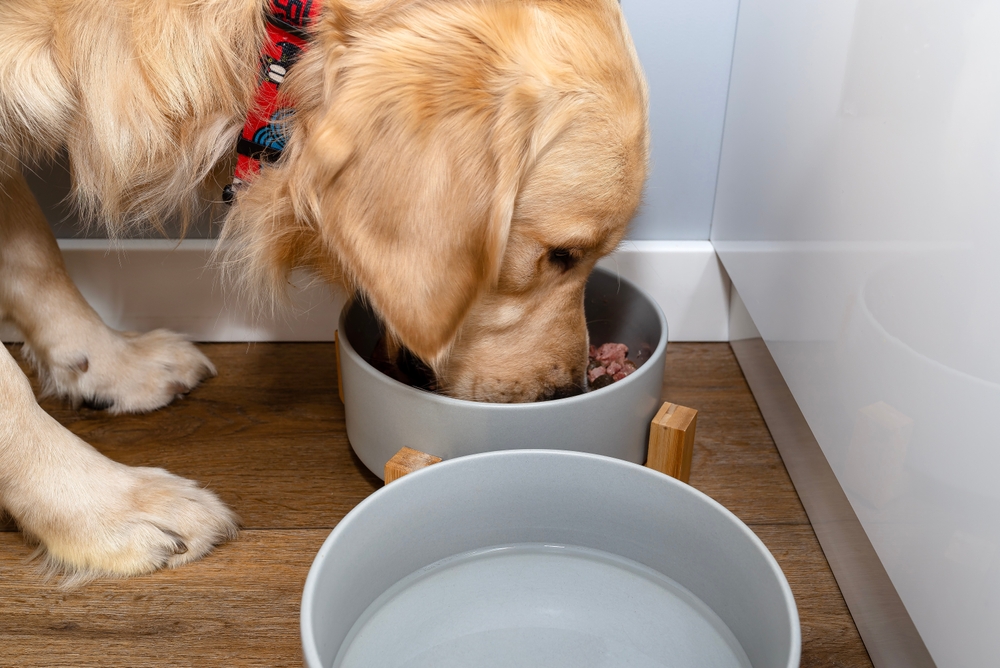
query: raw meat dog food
[{"left": 587, "top": 343, "right": 637, "bottom": 390}]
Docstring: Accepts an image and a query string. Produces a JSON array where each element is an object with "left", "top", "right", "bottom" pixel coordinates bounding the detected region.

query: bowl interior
[
  {"left": 343, "top": 266, "right": 662, "bottom": 380},
  {"left": 302, "top": 451, "right": 800, "bottom": 668}
]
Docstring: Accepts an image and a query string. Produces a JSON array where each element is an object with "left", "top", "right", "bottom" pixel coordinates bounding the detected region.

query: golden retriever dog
[{"left": 0, "top": 0, "right": 648, "bottom": 580}]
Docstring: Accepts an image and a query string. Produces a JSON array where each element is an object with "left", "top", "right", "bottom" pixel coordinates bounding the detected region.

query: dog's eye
[{"left": 547, "top": 248, "right": 580, "bottom": 272}]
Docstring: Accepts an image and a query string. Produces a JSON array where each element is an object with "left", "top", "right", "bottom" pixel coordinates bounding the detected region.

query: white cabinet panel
[{"left": 713, "top": 1, "right": 1000, "bottom": 665}]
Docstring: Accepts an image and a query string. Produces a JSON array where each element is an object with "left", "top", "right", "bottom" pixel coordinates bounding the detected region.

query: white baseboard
[
  {"left": 597, "top": 240, "right": 730, "bottom": 341},
  {"left": 1, "top": 239, "right": 730, "bottom": 343}
]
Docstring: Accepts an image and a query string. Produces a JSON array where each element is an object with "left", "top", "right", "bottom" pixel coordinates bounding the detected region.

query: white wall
[
  {"left": 621, "top": 0, "right": 739, "bottom": 239},
  {"left": 712, "top": 0, "right": 1000, "bottom": 665},
  {"left": 0, "top": 240, "right": 732, "bottom": 343}
]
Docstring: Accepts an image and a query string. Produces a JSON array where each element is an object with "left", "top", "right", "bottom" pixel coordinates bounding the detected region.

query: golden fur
[
  {"left": 1, "top": 0, "right": 265, "bottom": 233},
  {"left": 0, "top": 0, "right": 647, "bottom": 579}
]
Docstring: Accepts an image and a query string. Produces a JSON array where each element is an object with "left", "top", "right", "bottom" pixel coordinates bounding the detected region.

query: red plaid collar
[{"left": 224, "top": 0, "right": 322, "bottom": 203}]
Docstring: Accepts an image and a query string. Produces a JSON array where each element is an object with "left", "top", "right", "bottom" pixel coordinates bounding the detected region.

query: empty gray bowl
[
  {"left": 338, "top": 267, "right": 668, "bottom": 479},
  {"left": 301, "top": 450, "right": 801, "bottom": 668}
]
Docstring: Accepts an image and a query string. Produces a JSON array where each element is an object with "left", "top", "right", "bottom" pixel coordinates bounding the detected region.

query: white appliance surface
[{"left": 712, "top": 1, "right": 1000, "bottom": 665}]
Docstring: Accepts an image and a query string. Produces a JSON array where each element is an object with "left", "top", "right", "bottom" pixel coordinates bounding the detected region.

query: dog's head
[{"left": 226, "top": 0, "right": 648, "bottom": 402}]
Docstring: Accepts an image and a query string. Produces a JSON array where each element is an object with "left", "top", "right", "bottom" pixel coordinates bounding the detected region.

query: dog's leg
[
  {"left": 0, "top": 341, "right": 237, "bottom": 579},
  {"left": 0, "top": 169, "right": 215, "bottom": 413}
]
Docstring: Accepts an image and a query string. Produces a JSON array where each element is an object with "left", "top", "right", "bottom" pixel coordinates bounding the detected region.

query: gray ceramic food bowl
[
  {"left": 302, "top": 450, "right": 801, "bottom": 668},
  {"left": 338, "top": 267, "right": 668, "bottom": 479}
]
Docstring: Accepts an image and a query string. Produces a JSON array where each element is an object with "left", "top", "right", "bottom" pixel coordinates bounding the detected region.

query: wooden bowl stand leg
[
  {"left": 382, "top": 402, "right": 697, "bottom": 485},
  {"left": 384, "top": 447, "right": 443, "bottom": 484},
  {"left": 644, "top": 402, "right": 697, "bottom": 483}
]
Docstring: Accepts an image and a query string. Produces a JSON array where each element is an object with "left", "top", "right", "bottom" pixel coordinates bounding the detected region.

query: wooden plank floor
[{"left": 1, "top": 343, "right": 873, "bottom": 667}]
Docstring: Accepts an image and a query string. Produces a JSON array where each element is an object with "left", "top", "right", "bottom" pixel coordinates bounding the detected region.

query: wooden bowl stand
[{"left": 382, "top": 402, "right": 698, "bottom": 485}]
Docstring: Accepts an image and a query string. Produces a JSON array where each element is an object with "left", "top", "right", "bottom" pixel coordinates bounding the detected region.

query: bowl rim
[
  {"left": 300, "top": 449, "right": 802, "bottom": 668},
  {"left": 337, "top": 266, "right": 670, "bottom": 409}
]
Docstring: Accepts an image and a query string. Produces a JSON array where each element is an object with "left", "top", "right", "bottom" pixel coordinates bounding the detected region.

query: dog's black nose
[{"left": 547, "top": 384, "right": 585, "bottom": 401}]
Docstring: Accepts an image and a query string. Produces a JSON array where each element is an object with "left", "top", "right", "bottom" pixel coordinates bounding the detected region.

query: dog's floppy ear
[{"left": 299, "top": 75, "right": 563, "bottom": 364}]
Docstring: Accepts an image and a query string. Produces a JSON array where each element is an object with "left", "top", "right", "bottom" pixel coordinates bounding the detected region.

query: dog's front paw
[
  {"left": 26, "top": 463, "right": 239, "bottom": 582},
  {"left": 25, "top": 328, "right": 216, "bottom": 413}
]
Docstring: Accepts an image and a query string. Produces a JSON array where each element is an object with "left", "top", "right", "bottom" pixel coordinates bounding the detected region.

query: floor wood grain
[{"left": 1, "top": 342, "right": 872, "bottom": 667}]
